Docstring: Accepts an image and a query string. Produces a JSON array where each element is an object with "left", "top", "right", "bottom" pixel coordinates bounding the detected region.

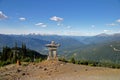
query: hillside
[
  {"left": 0, "top": 60, "right": 120, "bottom": 80},
  {"left": 0, "top": 45, "right": 47, "bottom": 67},
  {"left": 0, "top": 34, "right": 49, "bottom": 53},
  {"left": 66, "top": 41, "right": 120, "bottom": 64}
]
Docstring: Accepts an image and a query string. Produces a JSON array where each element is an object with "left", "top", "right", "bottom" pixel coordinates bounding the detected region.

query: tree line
[
  {"left": 0, "top": 43, "right": 47, "bottom": 67},
  {"left": 59, "top": 57, "right": 120, "bottom": 69}
]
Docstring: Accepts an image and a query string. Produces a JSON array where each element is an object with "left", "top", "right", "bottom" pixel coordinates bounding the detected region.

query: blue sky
[{"left": 0, "top": 0, "right": 120, "bottom": 36}]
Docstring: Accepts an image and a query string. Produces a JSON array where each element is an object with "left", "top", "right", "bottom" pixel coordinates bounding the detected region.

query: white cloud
[
  {"left": 57, "top": 23, "right": 64, "bottom": 26},
  {"left": 91, "top": 25, "right": 95, "bottom": 28},
  {"left": 57, "top": 23, "right": 61, "bottom": 26},
  {"left": 106, "top": 23, "right": 118, "bottom": 26},
  {"left": 19, "top": 17, "right": 26, "bottom": 21},
  {"left": 35, "top": 23, "right": 47, "bottom": 27},
  {"left": 116, "top": 19, "right": 120, "bottom": 23},
  {"left": 0, "top": 11, "right": 7, "bottom": 20},
  {"left": 50, "top": 16, "right": 63, "bottom": 22},
  {"left": 67, "top": 26, "right": 71, "bottom": 29},
  {"left": 103, "top": 30, "right": 110, "bottom": 33}
]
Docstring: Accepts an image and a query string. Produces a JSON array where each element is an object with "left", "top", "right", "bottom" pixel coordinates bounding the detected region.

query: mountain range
[{"left": 0, "top": 33, "right": 120, "bottom": 63}]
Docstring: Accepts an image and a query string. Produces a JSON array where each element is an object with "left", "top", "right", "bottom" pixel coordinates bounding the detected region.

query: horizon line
[{"left": 0, "top": 32, "right": 120, "bottom": 36}]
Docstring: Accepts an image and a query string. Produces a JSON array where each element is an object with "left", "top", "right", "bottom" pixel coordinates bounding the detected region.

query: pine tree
[
  {"left": 1, "top": 46, "right": 11, "bottom": 61},
  {"left": 15, "top": 42, "right": 17, "bottom": 50},
  {"left": 22, "top": 42, "right": 27, "bottom": 58},
  {"left": 70, "top": 57, "right": 75, "bottom": 64}
]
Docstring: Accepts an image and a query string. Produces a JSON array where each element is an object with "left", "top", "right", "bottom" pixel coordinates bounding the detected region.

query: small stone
[
  {"left": 74, "top": 70, "right": 77, "bottom": 72},
  {"left": 5, "top": 73, "right": 10, "bottom": 75},
  {"left": 16, "top": 69, "right": 21, "bottom": 73},
  {"left": 85, "top": 69, "right": 88, "bottom": 71},
  {"left": 60, "top": 64, "right": 64, "bottom": 66},
  {"left": 48, "top": 73, "right": 51, "bottom": 76},
  {"left": 39, "top": 66, "right": 43, "bottom": 69},
  {"left": 33, "top": 63, "right": 35, "bottom": 65},
  {"left": 22, "top": 73, "right": 25, "bottom": 75},
  {"left": 26, "top": 73, "right": 29, "bottom": 75},
  {"left": 50, "top": 70, "right": 52, "bottom": 72},
  {"left": 44, "top": 68, "right": 47, "bottom": 71},
  {"left": 55, "top": 68, "right": 57, "bottom": 71}
]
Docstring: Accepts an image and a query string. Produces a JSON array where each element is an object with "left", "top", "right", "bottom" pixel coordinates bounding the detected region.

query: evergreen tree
[
  {"left": 15, "top": 42, "right": 17, "bottom": 50},
  {"left": 22, "top": 42, "right": 27, "bottom": 58},
  {"left": 0, "top": 52, "right": 1, "bottom": 60},
  {"left": 70, "top": 57, "right": 75, "bottom": 64},
  {"left": 0, "top": 43, "right": 47, "bottom": 66},
  {"left": 1, "top": 46, "right": 11, "bottom": 61}
]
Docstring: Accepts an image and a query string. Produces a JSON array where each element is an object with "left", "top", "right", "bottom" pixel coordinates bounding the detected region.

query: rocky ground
[{"left": 0, "top": 60, "right": 120, "bottom": 80}]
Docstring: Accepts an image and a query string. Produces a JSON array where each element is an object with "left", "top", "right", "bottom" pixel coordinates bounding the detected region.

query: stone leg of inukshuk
[
  {"left": 53, "top": 50, "right": 58, "bottom": 60},
  {"left": 47, "top": 50, "right": 52, "bottom": 60}
]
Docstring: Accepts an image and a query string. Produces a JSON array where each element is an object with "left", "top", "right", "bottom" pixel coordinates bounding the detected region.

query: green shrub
[
  {"left": 35, "top": 58, "right": 42, "bottom": 63},
  {"left": 80, "top": 60, "right": 88, "bottom": 65},
  {"left": 75, "top": 61, "right": 81, "bottom": 64},
  {"left": 59, "top": 58, "right": 68, "bottom": 62},
  {"left": 22, "top": 57, "right": 31, "bottom": 62},
  {"left": 70, "top": 57, "right": 75, "bottom": 64},
  {"left": 0, "top": 60, "right": 11, "bottom": 67}
]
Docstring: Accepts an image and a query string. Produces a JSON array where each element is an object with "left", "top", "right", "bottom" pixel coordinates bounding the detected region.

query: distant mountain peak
[
  {"left": 113, "top": 33, "right": 120, "bottom": 36},
  {"left": 96, "top": 33, "right": 109, "bottom": 37}
]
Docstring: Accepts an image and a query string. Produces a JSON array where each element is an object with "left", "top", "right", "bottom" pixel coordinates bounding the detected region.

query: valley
[{"left": 0, "top": 33, "right": 120, "bottom": 64}]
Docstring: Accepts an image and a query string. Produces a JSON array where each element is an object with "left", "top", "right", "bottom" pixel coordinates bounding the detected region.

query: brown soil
[{"left": 0, "top": 60, "right": 120, "bottom": 80}]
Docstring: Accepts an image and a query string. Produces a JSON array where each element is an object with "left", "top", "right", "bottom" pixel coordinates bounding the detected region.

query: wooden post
[{"left": 17, "top": 60, "right": 21, "bottom": 66}]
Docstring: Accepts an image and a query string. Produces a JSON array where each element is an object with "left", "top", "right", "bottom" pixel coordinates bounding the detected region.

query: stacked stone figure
[{"left": 46, "top": 41, "right": 60, "bottom": 60}]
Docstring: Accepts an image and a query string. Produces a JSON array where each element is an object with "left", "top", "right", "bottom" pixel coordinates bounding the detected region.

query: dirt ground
[{"left": 0, "top": 60, "right": 120, "bottom": 80}]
